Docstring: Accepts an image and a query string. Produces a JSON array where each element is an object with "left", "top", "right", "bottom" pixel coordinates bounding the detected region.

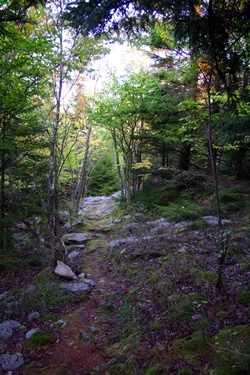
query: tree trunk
[
  {"left": 0, "top": 122, "right": 7, "bottom": 252},
  {"left": 111, "top": 129, "right": 124, "bottom": 196},
  {"left": 178, "top": 143, "right": 191, "bottom": 171},
  {"left": 74, "top": 125, "right": 92, "bottom": 214},
  {"left": 48, "top": 10, "right": 64, "bottom": 264},
  {"left": 206, "top": 86, "right": 226, "bottom": 290}
]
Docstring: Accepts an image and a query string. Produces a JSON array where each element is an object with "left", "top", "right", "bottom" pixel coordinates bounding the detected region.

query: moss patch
[
  {"left": 236, "top": 291, "right": 250, "bottom": 307},
  {"left": 167, "top": 293, "right": 203, "bottom": 323},
  {"left": 25, "top": 331, "right": 56, "bottom": 347},
  {"left": 213, "top": 325, "right": 250, "bottom": 374},
  {"left": 35, "top": 267, "right": 58, "bottom": 284}
]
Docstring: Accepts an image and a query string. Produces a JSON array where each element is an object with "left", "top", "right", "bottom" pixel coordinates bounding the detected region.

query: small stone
[
  {"left": 78, "top": 273, "right": 86, "bottom": 278},
  {"left": 174, "top": 221, "right": 193, "bottom": 230},
  {"left": 177, "top": 246, "right": 188, "bottom": 254},
  {"left": 25, "top": 328, "right": 41, "bottom": 339},
  {"left": 203, "top": 216, "right": 231, "bottom": 226},
  {"left": 0, "top": 327, "right": 13, "bottom": 340},
  {"left": 55, "top": 319, "right": 67, "bottom": 328},
  {"left": 60, "top": 282, "right": 91, "bottom": 293},
  {"left": 83, "top": 278, "right": 96, "bottom": 287},
  {"left": 0, "top": 292, "right": 8, "bottom": 301},
  {"left": 27, "top": 312, "right": 40, "bottom": 321},
  {"left": 67, "top": 250, "right": 81, "bottom": 259}
]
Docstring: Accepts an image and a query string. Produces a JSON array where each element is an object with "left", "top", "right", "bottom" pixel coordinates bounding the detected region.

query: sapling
[{"left": 216, "top": 229, "right": 231, "bottom": 290}]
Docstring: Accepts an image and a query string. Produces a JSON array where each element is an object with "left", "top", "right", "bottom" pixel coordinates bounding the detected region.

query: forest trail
[
  {"left": 20, "top": 195, "right": 124, "bottom": 375},
  {"left": 16, "top": 185, "right": 250, "bottom": 375}
]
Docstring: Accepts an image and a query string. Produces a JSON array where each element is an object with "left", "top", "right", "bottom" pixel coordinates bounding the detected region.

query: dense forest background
[{"left": 0, "top": 0, "right": 249, "bottom": 265}]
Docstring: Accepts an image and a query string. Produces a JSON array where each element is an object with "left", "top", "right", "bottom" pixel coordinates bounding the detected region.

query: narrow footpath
[{"left": 20, "top": 195, "right": 124, "bottom": 375}]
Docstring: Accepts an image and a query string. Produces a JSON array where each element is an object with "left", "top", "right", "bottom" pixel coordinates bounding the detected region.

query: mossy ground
[{"left": 1, "top": 178, "right": 249, "bottom": 374}]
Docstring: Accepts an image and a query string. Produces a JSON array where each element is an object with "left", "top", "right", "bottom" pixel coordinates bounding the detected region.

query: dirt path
[{"left": 19, "top": 196, "right": 123, "bottom": 375}]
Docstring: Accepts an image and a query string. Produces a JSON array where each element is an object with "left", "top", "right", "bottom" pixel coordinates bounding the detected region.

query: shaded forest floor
[{"left": 0, "top": 176, "right": 250, "bottom": 375}]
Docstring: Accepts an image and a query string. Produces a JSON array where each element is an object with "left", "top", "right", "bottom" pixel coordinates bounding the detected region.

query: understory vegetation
[{"left": 0, "top": 173, "right": 249, "bottom": 374}]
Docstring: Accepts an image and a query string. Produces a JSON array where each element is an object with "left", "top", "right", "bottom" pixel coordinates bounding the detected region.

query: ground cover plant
[{"left": 0, "top": 177, "right": 249, "bottom": 374}]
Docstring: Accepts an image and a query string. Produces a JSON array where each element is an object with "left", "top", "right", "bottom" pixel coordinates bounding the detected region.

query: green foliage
[
  {"left": 144, "top": 363, "right": 163, "bottom": 375},
  {"left": 194, "top": 270, "right": 217, "bottom": 284},
  {"left": 0, "top": 257, "right": 24, "bottom": 271},
  {"left": 134, "top": 183, "right": 165, "bottom": 208},
  {"left": 87, "top": 152, "right": 120, "bottom": 196},
  {"left": 25, "top": 331, "right": 56, "bottom": 348},
  {"left": 118, "top": 293, "right": 140, "bottom": 334},
  {"left": 214, "top": 325, "right": 250, "bottom": 375},
  {"left": 183, "top": 331, "right": 208, "bottom": 353},
  {"left": 43, "top": 314, "right": 60, "bottom": 322},
  {"left": 164, "top": 202, "right": 202, "bottom": 222},
  {"left": 167, "top": 293, "right": 203, "bottom": 324},
  {"left": 35, "top": 267, "right": 59, "bottom": 284},
  {"left": 219, "top": 187, "right": 247, "bottom": 213},
  {"left": 12, "top": 283, "right": 80, "bottom": 318},
  {"left": 36, "top": 284, "right": 73, "bottom": 308},
  {"left": 216, "top": 311, "right": 229, "bottom": 319},
  {"left": 236, "top": 291, "right": 250, "bottom": 307}
]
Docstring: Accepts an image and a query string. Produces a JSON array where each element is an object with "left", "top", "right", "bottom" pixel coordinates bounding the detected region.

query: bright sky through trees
[{"left": 85, "top": 42, "right": 151, "bottom": 93}]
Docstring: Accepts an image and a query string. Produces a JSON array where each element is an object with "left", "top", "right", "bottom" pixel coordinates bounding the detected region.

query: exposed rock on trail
[{"left": 15, "top": 194, "right": 122, "bottom": 375}]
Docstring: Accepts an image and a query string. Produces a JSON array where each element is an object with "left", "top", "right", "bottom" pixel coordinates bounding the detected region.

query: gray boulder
[
  {"left": 66, "top": 250, "right": 83, "bottom": 274},
  {"left": 203, "top": 216, "right": 231, "bottom": 226},
  {"left": 54, "top": 260, "right": 76, "bottom": 279},
  {"left": 62, "top": 233, "right": 89, "bottom": 244},
  {"left": 60, "top": 282, "right": 92, "bottom": 293},
  {"left": 174, "top": 221, "right": 193, "bottom": 230},
  {"left": 0, "top": 320, "right": 21, "bottom": 340},
  {"left": 108, "top": 237, "right": 139, "bottom": 248},
  {"left": 0, "top": 352, "right": 24, "bottom": 371},
  {"left": 27, "top": 312, "right": 40, "bottom": 322}
]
